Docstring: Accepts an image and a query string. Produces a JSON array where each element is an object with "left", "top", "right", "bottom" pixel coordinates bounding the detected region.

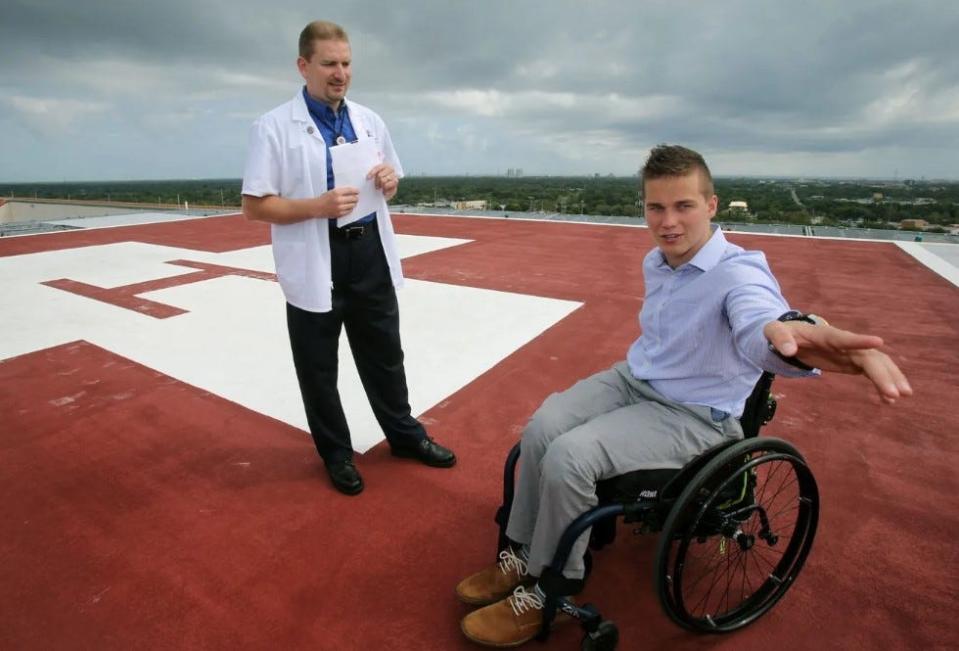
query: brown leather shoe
[
  {"left": 460, "top": 586, "right": 546, "bottom": 647},
  {"left": 456, "top": 549, "right": 534, "bottom": 606}
]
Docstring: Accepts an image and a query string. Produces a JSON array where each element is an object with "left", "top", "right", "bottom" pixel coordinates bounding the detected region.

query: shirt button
[{"left": 307, "top": 126, "right": 315, "bottom": 134}]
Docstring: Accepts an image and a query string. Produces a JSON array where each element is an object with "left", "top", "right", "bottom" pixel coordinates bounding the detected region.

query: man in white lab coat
[{"left": 241, "top": 20, "right": 455, "bottom": 495}]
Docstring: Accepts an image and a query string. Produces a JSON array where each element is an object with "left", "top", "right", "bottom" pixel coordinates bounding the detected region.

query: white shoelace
[
  {"left": 497, "top": 548, "right": 529, "bottom": 578},
  {"left": 509, "top": 585, "right": 544, "bottom": 616}
]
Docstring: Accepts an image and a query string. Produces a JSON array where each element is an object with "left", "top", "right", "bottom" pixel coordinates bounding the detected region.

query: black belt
[{"left": 329, "top": 220, "right": 376, "bottom": 240}]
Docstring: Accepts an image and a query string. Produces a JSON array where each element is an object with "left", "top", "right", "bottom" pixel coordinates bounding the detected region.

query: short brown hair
[
  {"left": 298, "top": 20, "right": 349, "bottom": 59},
  {"left": 641, "top": 144, "right": 714, "bottom": 197}
]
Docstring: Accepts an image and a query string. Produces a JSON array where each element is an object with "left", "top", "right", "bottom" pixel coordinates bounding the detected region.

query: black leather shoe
[
  {"left": 326, "top": 459, "right": 364, "bottom": 495},
  {"left": 390, "top": 436, "right": 456, "bottom": 468}
]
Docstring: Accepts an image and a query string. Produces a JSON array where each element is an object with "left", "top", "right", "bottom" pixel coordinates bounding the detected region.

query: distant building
[
  {"left": 899, "top": 219, "right": 928, "bottom": 230},
  {"left": 728, "top": 200, "right": 748, "bottom": 211},
  {"left": 452, "top": 200, "right": 488, "bottom": 210}
]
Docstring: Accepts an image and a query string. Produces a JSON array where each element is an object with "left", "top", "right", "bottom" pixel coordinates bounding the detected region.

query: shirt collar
[
  {"left": 655, "top": 224, "right": 727, "bottom": 272},
  {"left": 301, "top": 85, "right": 347, "bottom": 124}
]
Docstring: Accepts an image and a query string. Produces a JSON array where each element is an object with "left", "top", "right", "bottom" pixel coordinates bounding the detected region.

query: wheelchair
[{"left": 493, "top": 372, "right": 820, "bottom": 650}]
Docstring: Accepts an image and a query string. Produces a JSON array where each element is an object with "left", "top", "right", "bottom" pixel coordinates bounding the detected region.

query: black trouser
[{"left": 286, "top": 220, "right": 426, "bottom": 465}]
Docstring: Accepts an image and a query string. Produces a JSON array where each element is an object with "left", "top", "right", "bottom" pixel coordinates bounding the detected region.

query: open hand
[{"left": 764, "top": 320, "right": 913, "bottom": 404}]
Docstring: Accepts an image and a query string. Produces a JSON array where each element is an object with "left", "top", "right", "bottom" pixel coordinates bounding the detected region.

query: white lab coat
[{"left": 241, "top": 91, "right": 405, "bottom": 313}]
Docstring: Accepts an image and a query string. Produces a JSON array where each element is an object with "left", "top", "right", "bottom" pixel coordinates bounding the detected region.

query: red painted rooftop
[{"left": 1, "top": 213, "right": 957, "bottom": 650}]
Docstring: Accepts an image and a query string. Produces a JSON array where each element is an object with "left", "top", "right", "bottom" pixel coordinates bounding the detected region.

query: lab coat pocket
[{"left": 272, "top": 239, "right": 307, "bottom": 293}]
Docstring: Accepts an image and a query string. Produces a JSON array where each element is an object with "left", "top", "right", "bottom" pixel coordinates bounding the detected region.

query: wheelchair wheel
[{"left": 654, "top": 437, "right": 819, "bottom": 633}]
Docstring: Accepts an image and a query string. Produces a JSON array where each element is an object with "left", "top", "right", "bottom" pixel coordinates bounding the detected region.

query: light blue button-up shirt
[{"left": 626, "top": 226, "right": 816, "bottom": 417}]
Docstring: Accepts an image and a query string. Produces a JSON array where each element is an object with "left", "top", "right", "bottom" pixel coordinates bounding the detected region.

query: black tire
[
  {"left": 654, "top": 437, "right": 819, "bottom": 632},
  {"left": 581, "top": 620, "right": 618, "bottom": 651}
]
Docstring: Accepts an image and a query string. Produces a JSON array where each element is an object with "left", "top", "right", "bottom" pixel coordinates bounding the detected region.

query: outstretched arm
[{"left": 763, "top": 319, "right": 913, "bottom": 404}]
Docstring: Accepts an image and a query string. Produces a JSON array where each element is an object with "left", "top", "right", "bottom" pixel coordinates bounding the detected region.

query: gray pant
[{"left": 505, "top": 362, "right": 744, "bottom": 580}]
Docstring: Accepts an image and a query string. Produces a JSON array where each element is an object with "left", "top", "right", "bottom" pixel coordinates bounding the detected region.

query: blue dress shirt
[
  {"left": 626, "top": 226, "right": 817, "bottom": 417},
  {"left": 301, "top": 87, "right": 375, "bottom": 225}
]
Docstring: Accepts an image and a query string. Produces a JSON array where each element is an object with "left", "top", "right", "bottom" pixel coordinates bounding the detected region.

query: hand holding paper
[
  {"left": 330, "top": 139, "right": 383, "bottom": 227},
  {"left": 368, "top": 163, "right": 400, "bottom": 201}
]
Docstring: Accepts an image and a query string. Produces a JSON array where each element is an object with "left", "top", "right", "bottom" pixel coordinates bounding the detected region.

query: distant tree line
[
  {"left": 394, "top": 176, "right": 644, "bottom": 217},
  {"left": 2, "top": 176, "right": 956, "bottom": 229},
  {"left": 0, "top": 179, "right": 243, "bottom": 207}
]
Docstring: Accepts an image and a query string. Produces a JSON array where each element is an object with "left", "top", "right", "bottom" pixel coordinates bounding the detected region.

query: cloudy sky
[{"left": 2, "top": 0, "right": 957, "bottom": 182}]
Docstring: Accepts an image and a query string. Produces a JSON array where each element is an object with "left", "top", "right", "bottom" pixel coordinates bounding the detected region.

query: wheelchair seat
[
  {"left": 589, "top": 371, "right": 779, "bottom": 548},
  {"left": 603, "top": 369, "right": 777, "bottom": 497}
]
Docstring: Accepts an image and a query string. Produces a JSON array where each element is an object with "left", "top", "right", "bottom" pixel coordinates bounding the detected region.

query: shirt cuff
[{"left": 761, "top": 344, "right": 821, "bottom": 378}]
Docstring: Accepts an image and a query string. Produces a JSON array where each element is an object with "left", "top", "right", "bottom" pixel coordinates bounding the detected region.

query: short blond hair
[
  {"left": 298, "top": 20, "right": 349, "bottom": 59},
  {"left": 642, "top": 144, "right": 714, "bottom": 197}
]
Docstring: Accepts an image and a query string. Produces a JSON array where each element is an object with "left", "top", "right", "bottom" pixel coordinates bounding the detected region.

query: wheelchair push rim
[{"left": 655, "top": 437, "right": 820, "bottom": 633}]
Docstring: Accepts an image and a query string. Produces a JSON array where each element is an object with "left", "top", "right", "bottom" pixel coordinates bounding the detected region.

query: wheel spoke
[{"left": 658, "top": 441, "right": 819, "bottom": 631}]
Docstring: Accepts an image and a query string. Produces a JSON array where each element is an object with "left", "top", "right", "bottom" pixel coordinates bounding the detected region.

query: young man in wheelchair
[{"left": 455, "top": 144, "right": 912, "bottom": 648}]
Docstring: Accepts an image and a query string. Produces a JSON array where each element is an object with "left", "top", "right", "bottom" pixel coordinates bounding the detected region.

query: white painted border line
[
  {"left": 896, "top": 241, "right": 959, "bottom": 288},
  {"left": 2, "top": 212, "right": 238, "bottom": 238},
  {"left": 399, "top": 212, "right": 942, "bottom": 244},
  {"left": 42, "top": 212, "right": 236, "bottom": 230}
]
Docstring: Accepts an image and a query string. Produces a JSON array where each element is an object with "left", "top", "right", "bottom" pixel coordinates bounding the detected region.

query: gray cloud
[{"left": 1, "top": 0, "right": 957, "bottom": 181}]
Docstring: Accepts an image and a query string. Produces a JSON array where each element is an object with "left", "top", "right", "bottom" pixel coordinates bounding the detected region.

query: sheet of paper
[{"left": 330, "top": 138, "right": 383, "bottom": 227}]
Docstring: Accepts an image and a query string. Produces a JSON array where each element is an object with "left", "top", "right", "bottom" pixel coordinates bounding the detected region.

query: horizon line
[{"left": 2, "top": 173, "right": 957, "bottom": 185}]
